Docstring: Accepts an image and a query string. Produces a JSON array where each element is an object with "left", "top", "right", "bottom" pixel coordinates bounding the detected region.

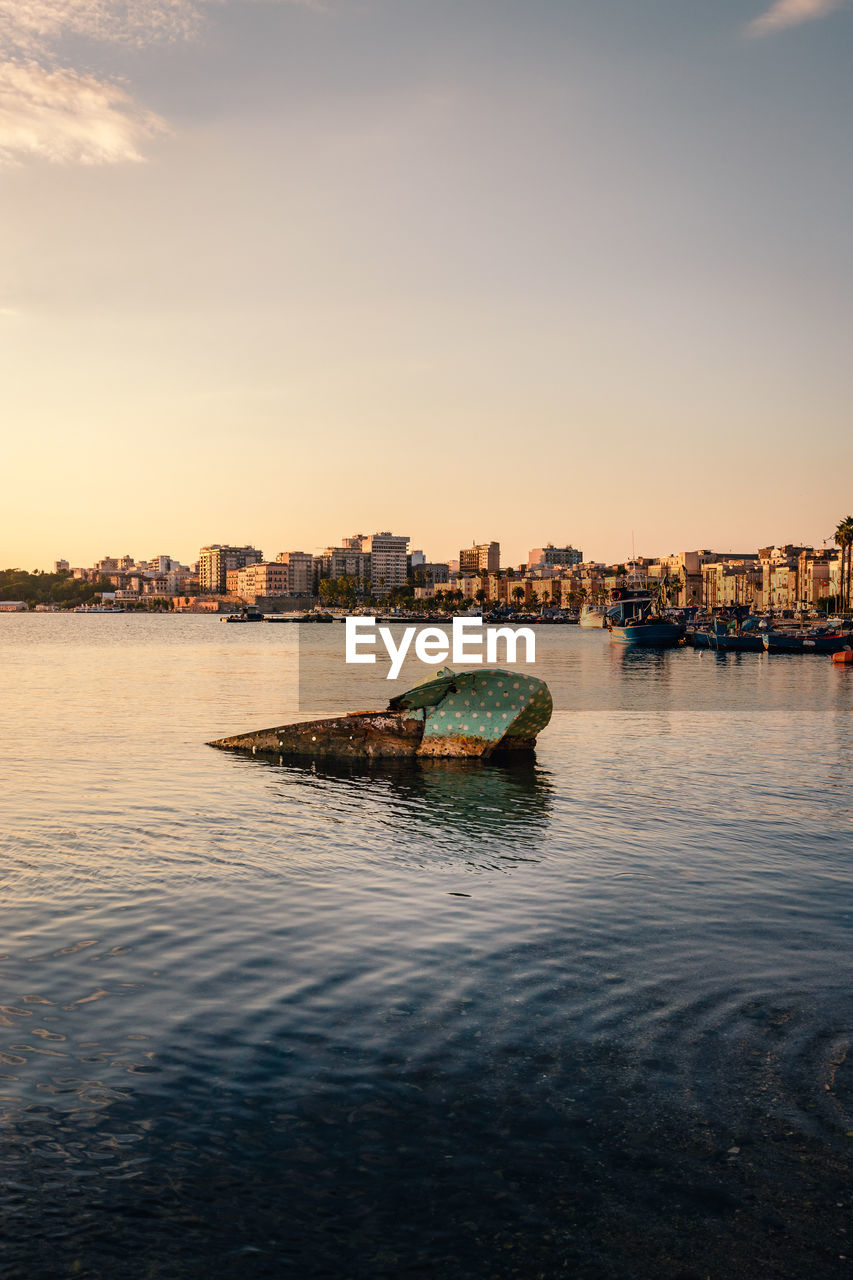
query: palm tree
[{"left": 835, "top": 516, "right": 853, "bottom": 613}]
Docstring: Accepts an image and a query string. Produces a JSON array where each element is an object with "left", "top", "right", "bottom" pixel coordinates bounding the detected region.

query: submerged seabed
[{"left": 1, "top": 617, "right": 852, "bottom": 1278}]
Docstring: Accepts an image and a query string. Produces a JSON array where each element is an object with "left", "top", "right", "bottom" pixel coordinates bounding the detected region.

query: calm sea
[{"left": 1, "top": 616, "right": 852, "bottom": 1279}]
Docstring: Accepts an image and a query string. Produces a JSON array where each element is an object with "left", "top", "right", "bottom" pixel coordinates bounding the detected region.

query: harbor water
[{"left": 1, "top": 616, "right": 852, "bottom": 1278}]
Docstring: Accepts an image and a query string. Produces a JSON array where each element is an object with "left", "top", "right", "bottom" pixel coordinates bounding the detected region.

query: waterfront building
[
  {"left": 316, "top": 535, "right": 408, "bottom": 596},
  {"left": 412, "top": 561, "right": 450, "bottom": 586},
  {"left": 766, "top": 561, "right": 798, "bottom": 610},
  {"left": 199, "top": 544, "right": 263, "bottom": 594},
  {"left": 0, "top": 600, "right": 28, "bottom": 611},
  {"left": 460, "top": 542, "right": 500, "bottom": 575},
  {"left": 702, "top": 559, "right": 763, "bottom": 609},
  {"left": 274, "top": 551, "right": 315, "bottom": 597},
  {"left": 146, "top": 555, "right": 189, "bottom": 576},
  {"left": 527, "top": 543, "right": 582, "bottom": 570},
  {"left": 317, "top": 540, "right": 371, "bottom": 587},
  {"left": 171, "top": 596, "right": 222, "bottom": 613},
  {"left": 758, "top": 546, "right": 810, "bottom": 611},
  {"left": 359, "top": 532, "right": 410, "bottom": 594},
  {"left": 89, "top": 555, "right": 137, "bottom": 575},
  {"left": 829, "top": 551, "right": 843, "bottom": 605},
  {"left": 652, "top": 551, "right": 720, "bottom": 605},
  {"left": 143, "top": 571, "right": 185, "bottom": 596},
  {"left": 796, "top": 549, "right": 837, "bottom": 609},
  {"left": 236, "top": 562, "right": 290, "bottom": 603}
]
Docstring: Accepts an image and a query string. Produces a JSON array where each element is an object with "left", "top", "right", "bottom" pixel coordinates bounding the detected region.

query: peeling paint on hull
[{"left": 208, "top": 668, "right": 553, "bottom": 761}]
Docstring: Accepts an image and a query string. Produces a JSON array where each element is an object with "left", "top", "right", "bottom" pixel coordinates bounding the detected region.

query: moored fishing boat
[
  {"left": 762, "top": 630, "right": 853, "bottom": 655},
  {"left": 224, "top": 606, "right": 265, "bottom": 623},
  {"left": 700, "top": 632, "right": 763, "bottom": 652},
  {"left": 610, "top": 619, "right": 684, "bottom": 646},
  {"left": 579, "top": 603, "right": 608, "bottom": 629},
  {"left": 689, "top": 622, "right": 764, "bottom": 652},
  {"left": 607, "top": 590, "right": 684, "bottom": 647},
  {"left": 209, "top": 667, "right": 553, "bottom": 760}
]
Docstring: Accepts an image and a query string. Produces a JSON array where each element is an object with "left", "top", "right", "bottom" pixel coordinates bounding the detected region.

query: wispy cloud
[
  {"left": 746, "top": 0, "right": 849, "bottom": 37},
  {"left": 0, "top": 0, "right": 316, "bottom": 165},
  {"left": 0, "top": 1, "right": 202, "bottom": 57},
  {"left": 0, "top": 62, "right": 166, "bottom": 164}
]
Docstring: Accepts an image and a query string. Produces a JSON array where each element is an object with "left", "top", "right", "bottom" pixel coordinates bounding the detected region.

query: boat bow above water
[{"left": 209, "top": 667, "right": 553, "bottom": 760}]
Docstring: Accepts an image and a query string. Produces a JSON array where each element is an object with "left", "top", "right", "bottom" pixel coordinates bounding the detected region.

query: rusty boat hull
[{"left": 208, "top": 668, "right": 552, "bottom": 760}]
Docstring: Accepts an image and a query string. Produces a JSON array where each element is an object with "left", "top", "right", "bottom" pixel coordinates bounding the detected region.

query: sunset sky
[{"left": 1, "top": 0, "right": 851, "bottom": 569}]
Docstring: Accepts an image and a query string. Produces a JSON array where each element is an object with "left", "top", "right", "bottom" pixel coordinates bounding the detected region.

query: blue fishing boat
[
  {"left": 705, "top": 632, "right": 763, "bottom": 652},
  {"left": 690, "top": 622, "right": 763, "bottom": 652},
  {"left": 762, "top": 630, "right": 853, "bottom": 655},
  {"left": 606, "top": 590, "right": 684, "bottom": 647}
]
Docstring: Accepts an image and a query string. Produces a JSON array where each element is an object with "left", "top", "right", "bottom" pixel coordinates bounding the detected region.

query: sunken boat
[{"left": 208, "top": 667, "right": 553, "bottom": 760}]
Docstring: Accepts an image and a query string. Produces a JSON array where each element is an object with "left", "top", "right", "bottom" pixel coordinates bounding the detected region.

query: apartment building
[
  {"left": 199, "top": 544, "right": 263, "bottom": 593},
  {"left": 702, "top": 559, "right": 763, "bottom": 608},
  {"left": 796, "top": 549, "right": 834, "bottom": 608},
  {"left": 652, "top": 551, "right": 720, "bottom": 605},
  {"left": 317, "top": 541, "right": 370, "bottom": 585},
  {"left": 236, "top": 562, "right": 290, "bottom": 603},
  {"left": 360, "top": 532, "right": 410, "bottom": 593},
  {"left": 412, "top": 561, "right": 450, "bottom": 586},
  {"left": 275, "top": 551, "right": 315, "bottom": 596},
  {"left": 527, "top": 543, "right": 582, "bottom": 570},
  {"left": 459, "top": 541, "right": 500, "bottom": 575}
]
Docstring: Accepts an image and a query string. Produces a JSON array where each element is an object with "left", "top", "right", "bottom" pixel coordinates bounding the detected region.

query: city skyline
[
  {"left": 2, "top": 0, "right": 852, "bottom": 568},
  {"left": 35, "top": 525, "right": 852, "bottom": 578}
]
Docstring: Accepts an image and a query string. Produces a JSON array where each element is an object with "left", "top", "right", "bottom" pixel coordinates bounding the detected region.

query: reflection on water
[
  {"left": 1, "top": 617, "right": 852, "bottom": 1279},
  {"left": 249, "top": 754, "right": 554, "bottom": 858},
  {"left": 296, "top": 622, "right": 853, "bottom": 713}
]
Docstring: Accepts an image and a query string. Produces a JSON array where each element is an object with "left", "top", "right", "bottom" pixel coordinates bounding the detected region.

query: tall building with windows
[
  {"left": 147, "top": 555, "right": 188, "bottom": 575},
  {"left": 199, "top": 544, "right": 263, "bottom": 593},
  {"left": 360, "top": 532, "right": 410, "bottom": 593},
  {"left": 412, "top": 561, "right": 450, "bottom": 585},
  {"left": 316, "top": 532, "right": 409, "bottom": 594},
  {"left": 317, "top": 538, "right": 370, "bottom": 585},
  {"left": 459, "top": 541, "right": 500, "bottom": 574},
  {"left": 527, "top": 543, "right": 583, "bottom": 570},
  {"left": 236, "top": 562, "right": 289, "bottom": 602},
  {"left": 275, "top": 551, "right": 316, "bottom": 596}
]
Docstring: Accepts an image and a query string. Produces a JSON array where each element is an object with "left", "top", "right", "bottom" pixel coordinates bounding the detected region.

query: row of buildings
[
  {"left": 53, "top": 538, "right": 846, "bottom": 612},
  {"left": 416, "top": 545, "right": 844, "bottom": 612}
]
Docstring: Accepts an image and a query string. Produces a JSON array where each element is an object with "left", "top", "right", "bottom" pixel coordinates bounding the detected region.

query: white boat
[
  {"left": 72, "top": 605, "right": 127, "bottom": 614},
  {"left": 579, "top": 603, "right": 608, "bottom": 628}
]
